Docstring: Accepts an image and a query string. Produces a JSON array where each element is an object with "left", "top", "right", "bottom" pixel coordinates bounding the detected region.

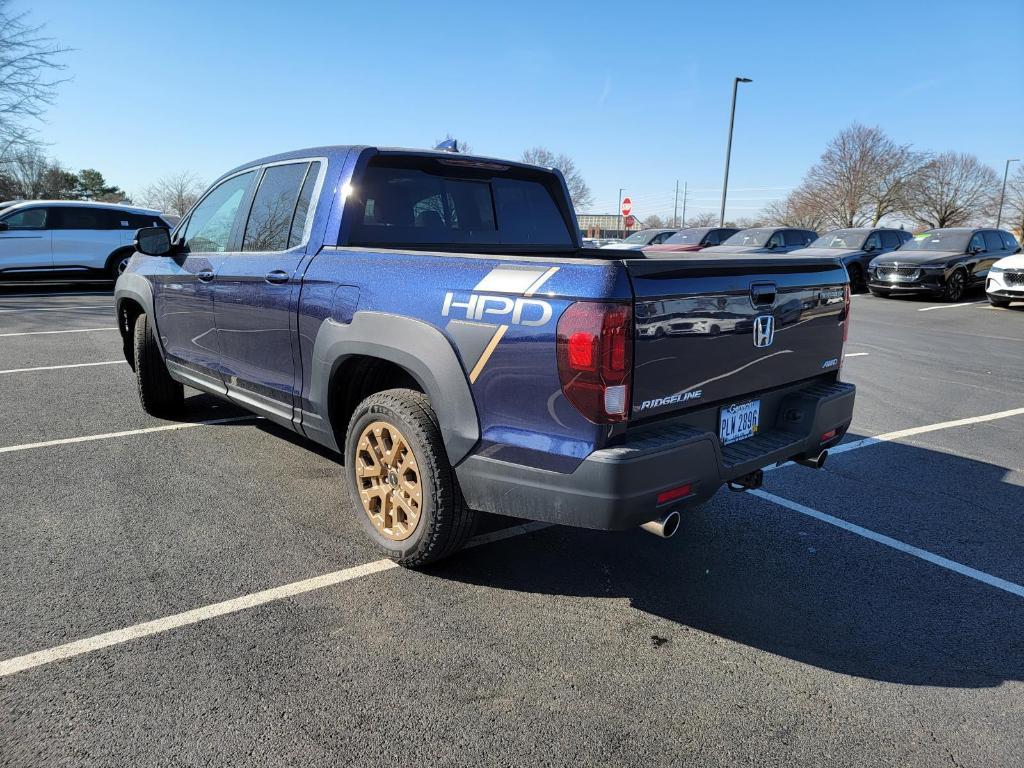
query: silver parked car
[{"left": 0, "top": 200, "right": 171, "bottom": 280}]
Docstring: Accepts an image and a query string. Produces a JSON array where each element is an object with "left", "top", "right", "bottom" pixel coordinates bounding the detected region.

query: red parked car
[{"left": 643, "top": 226, "right": 740, "bottom": 254}]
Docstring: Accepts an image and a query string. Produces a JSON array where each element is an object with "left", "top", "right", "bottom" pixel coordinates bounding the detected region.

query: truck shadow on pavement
[{"left": 435, "top": 435, "right": 1024, "bottom": 689}]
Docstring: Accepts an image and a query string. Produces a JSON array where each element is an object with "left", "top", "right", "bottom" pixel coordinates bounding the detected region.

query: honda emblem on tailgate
[{"left": 752, "top": 315, "right": 775, "bottom": 348}]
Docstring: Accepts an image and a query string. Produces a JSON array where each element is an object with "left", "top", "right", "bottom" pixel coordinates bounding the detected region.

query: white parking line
[
  {"left": 0, "top": 327, "right": 118, "bottom": 338},
  {"left": 917, "top": 301, "right": 985, "bottom": 312},
  {"left": 1, "top": 405, "right": 1021, "bottom": 679},
  {"left": 0, "top": 305, "right": 113, "bottom": 314},
  {"left": 0, "top": 416, "right": 256, "bottom": 454},
  {"left": 844, "top": 352, "right": 869, "bottom": 358},
  {"left": 0, "top": 559, "right": 399, "bottom": 678},
  {"left": 0, "top": 360, "right": 127, "bottom": 375},
  {"left": 749, "top": 489, "right": 1024, "bottom": 599},
  {"left": 0, "top": 521, "right": 555, "bottom": 678}
]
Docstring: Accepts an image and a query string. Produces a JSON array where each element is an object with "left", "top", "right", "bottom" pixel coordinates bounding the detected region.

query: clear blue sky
[{"left": 32, "top": 0, "right": 1024, "bottom": 221}]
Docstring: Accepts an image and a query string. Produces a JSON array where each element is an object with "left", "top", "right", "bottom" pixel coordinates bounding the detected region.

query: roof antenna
[{"left": 435, "top": 138, "right": 460, "bottom": 153}]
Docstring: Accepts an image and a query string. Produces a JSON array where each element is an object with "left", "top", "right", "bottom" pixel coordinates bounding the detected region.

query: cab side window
[
  {"left": 864, "top": 233, "right": 883, "bottom": 250},
  {"left": 2, "top": 208, "right": 49, "bottom": 229},
  {"left": 703, "top": 231, "right": 720, "bottom": 246},
  {"left": 969, "top": 232, "right": 986, "bottom": 252},
  {"left": 53, "top": 207, "right": 105, "bottom": 230},
  {"left": 781, "top": 230, "right": 802, "bottom": 247},
  {"left": 182, "top": 171, "right": 256, "bottom": 253},
  {"left": 880, "top": 231, "right": 901, "bottom": 249},
  {"left": 768, "top": 232, "right": 786, "bottom": 248}
]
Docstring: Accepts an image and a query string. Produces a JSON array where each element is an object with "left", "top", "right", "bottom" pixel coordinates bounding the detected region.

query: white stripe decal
[
  {"left": 0, "top": 360, "right": 127, "bottom": 375},
  {"left": 750, "top": 489, "right": 1024, "bottom": 599},
  {"left": 473, "top": 266, "right": 549, "bottom": 293},
  {"left": 523, "top": 266, "right": 559, "bottom": 297}
]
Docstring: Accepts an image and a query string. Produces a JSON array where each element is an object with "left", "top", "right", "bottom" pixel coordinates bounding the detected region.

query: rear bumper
[{"left": 456, "top": 380, "right": 855, "bottom": 530}]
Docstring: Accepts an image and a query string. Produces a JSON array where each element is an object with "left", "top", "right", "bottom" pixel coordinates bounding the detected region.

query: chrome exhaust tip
[
  {"left": 640, "top": 509, "right": 681, "bottom": 539},
  {"left": 795, "top": 449, "right": 828, "bottom": 470}
]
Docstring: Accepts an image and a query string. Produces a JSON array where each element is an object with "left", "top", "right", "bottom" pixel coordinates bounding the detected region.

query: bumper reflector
[
  {"left": 657, "top": 483, "right": 693, "bottom": 505},
  {"left": 820, "top": 429, "right": 837, "bottom": 443}
]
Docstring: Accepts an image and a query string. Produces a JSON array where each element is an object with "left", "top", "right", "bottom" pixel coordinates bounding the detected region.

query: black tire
[
  {"left": 344, "top": 389, "right": 477, "bottom": 568},
  {"left": 987, "top": 295, "right": 1011, "bottom": 308},
  {"left": 107, "top": 249, "right": 134, "bottom": 280},
  {"left": 943, "top": 269, "right": 968, "bottom": 302},
  {"left": 132, "top": 312, "right": 184, "bottom": 417},
  {"left": 868, "top": 287, "right": 890, "bottom": 298},
  {"left": 846, "top": 264, "right": 867, "bottom": 294}
]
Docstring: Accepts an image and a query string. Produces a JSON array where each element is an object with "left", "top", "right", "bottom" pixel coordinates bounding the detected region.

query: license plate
[{"left": 719, "top": 399, "right": 760, "bottom": 445}]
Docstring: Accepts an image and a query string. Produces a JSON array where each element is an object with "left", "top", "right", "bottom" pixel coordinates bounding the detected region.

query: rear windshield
[
  {"left": 350, "top": 158, "right": 573, "bottom": 250},
  {"left": 900, "top": 231, "right": 970, "bottom": 252},
  {"left": 722, "top": 228, "right": 773, "bottom": 247},
  {"left": 663, "top": 228, "right": 709, "bottom": 245},
  {"left": 810, "top": 230, "right": 867, "bottom": 250}
]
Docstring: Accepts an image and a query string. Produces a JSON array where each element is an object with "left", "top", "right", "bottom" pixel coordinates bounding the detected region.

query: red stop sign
[
  {"left": 624, "top": 215, "right": 635, "bottom": 228},
  {"left": 621, "top": 197, "right": 632, "bottom": 216}
]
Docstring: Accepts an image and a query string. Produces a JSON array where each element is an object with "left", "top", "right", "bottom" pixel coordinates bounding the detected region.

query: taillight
[{"left": 556, "top": 302, "right": 632, "bottom": 423}]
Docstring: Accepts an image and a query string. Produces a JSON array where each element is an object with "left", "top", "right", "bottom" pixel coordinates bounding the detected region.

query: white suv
[
  {"left": 0, "top": 200, "right": 170, "bottom": 280},
  {"left": 986, "top": 244, "right": 1024, "bottom": 308}
]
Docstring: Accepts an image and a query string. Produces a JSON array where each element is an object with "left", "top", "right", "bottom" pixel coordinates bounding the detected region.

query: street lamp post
[
  {"left": 996, "top": 158, "right": 1019, "bottom": 228},
  {"left": 618, "top": 187, "right": 625, "bottom": 238},
  {"left": 719, "top": 76, "right": 752, "bottom": 227}
]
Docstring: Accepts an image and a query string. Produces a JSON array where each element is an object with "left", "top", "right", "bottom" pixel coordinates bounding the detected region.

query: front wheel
[
  {"left": 987, "top": 295, "right": 1011, "bottom": 308},
  {"left": 943, "top": 269, "right": 968, "bottom": 302},
  {"left": 132, "top": 312, "right": 184, "bottom": 417},
  {"left": 344, "top": 389, "right": 477, "bottom": 568}
]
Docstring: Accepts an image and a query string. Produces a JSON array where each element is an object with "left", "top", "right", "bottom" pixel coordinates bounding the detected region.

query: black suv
[
  {"left": 867, "top": 228, "right": 1020, "bottom": 302},
  {"left": 792, "top": 228, "right": 911, "bottom": 293}
]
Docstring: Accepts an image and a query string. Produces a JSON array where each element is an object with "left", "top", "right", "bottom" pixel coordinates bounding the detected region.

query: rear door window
[
  {"left": 1001, "top": 231, "right": 1019, "bottom": 251},
  {"left": 880, "top": 231, "right": 901, "bottom": 249},
  {"left": 242, "top": 162, "right": 311, "bottom": 252},
  {"left": 288, "top": 161, "right": 322, "bottom": 249},
  {"left": 969, "top": 232, "right": 986, "bottom": 252},
  {"left": 983, "top": 231, "right": 1004, "bottom": 252},
  {"left": 353, "top": 160, "right": 571, "bottom": 249},
  {"left": 864, "top": 232, "right": 883, "bottom": 250},
  {"left": 54, "top": 207, "right": 104, "bottom": 230}
]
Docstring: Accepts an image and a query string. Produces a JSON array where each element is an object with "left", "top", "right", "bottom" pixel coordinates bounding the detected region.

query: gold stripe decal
[
  {"left": 523, "top": 266, "right": 559, "bottom": 297},
  {"left": 468, "top": 325, "right": 509, "bottom": 383}
]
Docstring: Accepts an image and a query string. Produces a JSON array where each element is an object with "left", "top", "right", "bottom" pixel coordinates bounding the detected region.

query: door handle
[
  {"left": 196, "top": 269, "right": 215, "bottom": 282},
  {"left": 265, "top": 270, "right": 290, "bottom": 285}
]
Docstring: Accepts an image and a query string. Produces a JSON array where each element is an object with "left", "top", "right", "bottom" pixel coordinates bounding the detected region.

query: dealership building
[{"left": 576, "top": 213, "right": 646, "bottom": 239}]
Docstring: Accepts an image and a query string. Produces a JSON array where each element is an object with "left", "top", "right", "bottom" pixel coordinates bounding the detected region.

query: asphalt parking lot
[{"left": 1, "top": 283, "right": 1022, "bottom": 767}]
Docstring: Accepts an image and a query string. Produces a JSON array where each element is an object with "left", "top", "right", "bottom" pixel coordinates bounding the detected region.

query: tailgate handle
[{"left": 750, "top": 282, "right": 776, "bottom": 307}]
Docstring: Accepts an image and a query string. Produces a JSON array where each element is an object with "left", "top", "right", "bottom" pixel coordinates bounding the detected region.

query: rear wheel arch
[{"left": 309, "top": 312, "right": 480, "bottom": 465}]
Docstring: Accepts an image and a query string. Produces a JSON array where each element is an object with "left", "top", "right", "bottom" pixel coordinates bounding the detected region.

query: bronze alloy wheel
[{"left": 354, "top": 420, "right": 423, "bottom": 541}]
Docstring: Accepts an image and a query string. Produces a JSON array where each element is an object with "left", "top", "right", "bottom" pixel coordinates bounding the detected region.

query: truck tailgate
[{"left": 625, "top": 255, "right": 849, "bottom": 421}]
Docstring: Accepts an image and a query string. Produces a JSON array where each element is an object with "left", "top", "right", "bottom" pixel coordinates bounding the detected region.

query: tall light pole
[
  {"left": 719, "top": 76, "right": 752, "bottom": 226},
  {"left": 997, "top": 158, "right": 1019, "bottom": 228},
  {"left": 618, "top": 187, "right": 625, "bottom": 237}
]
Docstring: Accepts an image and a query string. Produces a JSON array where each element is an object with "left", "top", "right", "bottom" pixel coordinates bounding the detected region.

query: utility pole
[
  {"left": 673, "top": 180, "right": 679, "bottom": 228},
  {"left": 997, "top": 158, "right": 1019, "bottom": 228},
  {"left": 681, "top": 181, "right": 687, "bottom": 227},
  {"left": 720, "top": 76, "right": 752, "bottom": 226}
]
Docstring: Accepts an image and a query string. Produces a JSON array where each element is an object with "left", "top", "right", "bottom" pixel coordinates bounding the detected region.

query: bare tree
[
  {"left": 641, "top": 214, "right": 667, "bottom": 228},
  {"left": 687, "top": 211, "right": 720, "bottom": 227},
  {"left": 762, "top": 184, "right": 829, "bottom": 232},
  {"left": 139, "top": 171, "right": 205, "bottom": 216},
  {"left": 0, "top": 1, "right": 67, "bottom": 160},
  {"left": 904, "top": 152, "right": 1000, "bottom": 228},
  {"left": 801, "top": 124, "right": 924, "bottom": 228},
  {"left": 521, "top": 146, "right": 593, "bottom": 211}
]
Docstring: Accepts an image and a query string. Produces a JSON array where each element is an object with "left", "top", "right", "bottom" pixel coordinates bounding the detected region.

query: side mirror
[{"left": 135, "top": 226, "right": 172, "bottom": 256}]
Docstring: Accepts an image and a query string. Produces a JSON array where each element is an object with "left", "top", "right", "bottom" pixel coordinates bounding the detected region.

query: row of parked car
[
  {"left": 0, "top": 198, "right": 1021, "bottom": 308},
  {"left": 594, "top": 224, "right": 1023, "bottom": 305}
]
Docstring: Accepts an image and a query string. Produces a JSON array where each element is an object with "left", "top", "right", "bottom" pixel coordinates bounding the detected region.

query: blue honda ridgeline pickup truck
[{"left": 115, "top": 145, "right": 855, "bottom": 567}]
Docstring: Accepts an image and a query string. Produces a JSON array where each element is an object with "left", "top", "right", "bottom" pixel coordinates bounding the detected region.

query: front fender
[{"left": 306, "top": 311, "right": 480, "bottom": 465}]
